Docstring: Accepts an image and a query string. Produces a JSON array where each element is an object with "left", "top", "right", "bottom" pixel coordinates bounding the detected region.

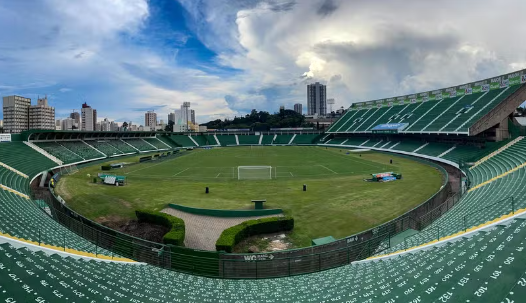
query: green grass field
[{"left": 55, "top": 146, "right": 444, "bottom": 247}]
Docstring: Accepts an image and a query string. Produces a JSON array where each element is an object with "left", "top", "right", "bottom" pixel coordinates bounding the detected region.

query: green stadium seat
[
  {"left": 237, "top": 135, "right": 260, "bottom": 145},
  {"left": 215, "top": 135, "right": 237, "bottom": 146},
  {"left": 34, "top": 142, "right": 84, "bottom": 164},
  {"left": 123, "top": 139, "right": 157, "bottom": 151}
]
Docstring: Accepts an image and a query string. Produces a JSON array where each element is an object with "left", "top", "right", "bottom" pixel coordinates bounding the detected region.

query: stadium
[{"left": 0, "top": 67, "right": 525, "bottom": 303}]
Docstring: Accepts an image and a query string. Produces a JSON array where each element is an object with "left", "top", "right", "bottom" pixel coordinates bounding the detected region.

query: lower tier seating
[
  {"left": 238, "top": 135, "right": 260, "bottom": 145},
  {"left": 59, "top": 141, "right": 104, "bottom": 160},
  {"left": 0, "top": 142, "right": 56, "bottom": 177},
  {"left": 123, "top": 139, "right": 157, "bottom": 151},
  {"left": 144, "top": 138, "right": 170, "bottom": 149},
  {"left": 170, "top": 135, "right": 197, "bottom": 147},
  {"left": 34, "top": 142, "right": 83, "bottom": 164},
  {"left": 216, "top": 135, "right": 237, "bottom": 146},
  {"left": 1, "top": 217, "right": 525, "bottom": 302},
  {"left": 85, "top": 140, "right": 124, "bottom": 157}
]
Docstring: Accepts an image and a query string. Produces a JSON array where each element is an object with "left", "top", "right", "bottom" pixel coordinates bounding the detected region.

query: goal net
[{"left": 238, "top": 166, "right": 272, "bottom": 180}]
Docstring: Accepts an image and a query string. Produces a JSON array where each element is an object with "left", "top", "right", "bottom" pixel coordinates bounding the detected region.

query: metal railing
[
  {"left": 28, "top": 153, "right": 465, "bottom": 279},
  {"left": 402, "top": 196, "right": 515, "bottom": 251}
]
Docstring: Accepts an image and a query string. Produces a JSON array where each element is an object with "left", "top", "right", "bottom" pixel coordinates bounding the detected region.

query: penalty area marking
[
  {"left": 172, "top": 168, "right": 190, "bottom": 176},
  {"left": 318, "top": 165, "right": 338, "bottom": 174}
]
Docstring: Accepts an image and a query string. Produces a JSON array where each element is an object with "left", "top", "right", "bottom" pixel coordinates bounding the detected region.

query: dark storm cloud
[{"left": 317, "top": 0, "right": 339, "bottom": 16}]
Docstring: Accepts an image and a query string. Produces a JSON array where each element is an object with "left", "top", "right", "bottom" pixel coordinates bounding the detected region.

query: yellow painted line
[
  {"left": 0, "top": 162, "right": 28, "bottom": 178},
  {"left": 468, "top": 161, "right": 526, "bottom": 192},
  {"left": 0, "top": 184, "right": 30, "bottom": 199},
  {"left": 470, "top": 136, "right": 523, "bottom": 170},
  {"left": 368, "top": 207, "right": 526, "bottom": 260},
  {"left": 0, "top": 231, "right": 135, "bottom": 262}
]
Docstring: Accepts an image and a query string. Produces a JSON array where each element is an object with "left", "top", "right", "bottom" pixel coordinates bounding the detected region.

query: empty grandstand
[{"left": 0, "top": 70, "right": 526, "bottom": 301}]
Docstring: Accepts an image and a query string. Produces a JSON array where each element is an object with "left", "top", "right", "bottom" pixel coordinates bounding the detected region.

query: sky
[{"left": 1, "top": 0, "right": 526, "bottom": 125}]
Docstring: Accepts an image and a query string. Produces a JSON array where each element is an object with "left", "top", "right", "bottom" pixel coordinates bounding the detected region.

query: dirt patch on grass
[
  {"left": 234, "top": 231, "right": 293, "bottom": 253},
  {"left": 98, "top": 216, "right": 168, "bottom": 243}
]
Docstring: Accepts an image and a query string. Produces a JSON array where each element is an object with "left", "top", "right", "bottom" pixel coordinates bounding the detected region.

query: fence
[{"left": 33, "top": 153, "right": 462, "bottom": 279}]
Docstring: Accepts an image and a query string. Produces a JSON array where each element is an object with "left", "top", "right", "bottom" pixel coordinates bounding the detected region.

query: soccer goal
[{"left": 238, "top": 166, "right": 273, "bottom": 180}]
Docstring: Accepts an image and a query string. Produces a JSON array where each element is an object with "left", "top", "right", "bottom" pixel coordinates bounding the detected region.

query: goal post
[{"left": 237, "top": 166, "right": 273, "bottom": 180}]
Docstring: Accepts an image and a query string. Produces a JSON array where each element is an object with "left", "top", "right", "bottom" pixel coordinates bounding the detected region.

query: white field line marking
[
  {"left": 318, "top": 165, "right": 338, "bottom": 174},
  {"left": 290, "top": 172, "right": 294, "bottom": 177},
  {"left": 172, "top": 168, "right": 190, "bottom": 176},
  {"left": 216, "top": 173, "right": 221, "bottom": 178}
]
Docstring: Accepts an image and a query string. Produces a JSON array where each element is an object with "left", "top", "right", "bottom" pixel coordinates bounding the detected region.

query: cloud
[
  {"left": 2, "top": 0, "right": 526, "bottom": 125},
  {"left": 317, "top": 0, "right": 339, "bottom": 16}
]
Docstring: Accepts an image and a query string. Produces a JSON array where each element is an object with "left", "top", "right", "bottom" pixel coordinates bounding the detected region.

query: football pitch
[
  {"left": 56, "top": 146, "right": 444, "bottom": 247},
  {"left": 121, "top": 146, "right": 395, "bottom": 180}
]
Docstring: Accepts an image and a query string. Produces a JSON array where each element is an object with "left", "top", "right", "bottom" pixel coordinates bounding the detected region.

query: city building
[
  {"left": 145, "top": 111, "right": 157, "bottom": 128},
  {"left": 190, "top": 109, "right": 195, "bottom": 124},
  {"left": 110, "top": 121, "right": 119, "bottom": 131},
  {"left": 55, "top": 120, "right": 62, "bottom": 131},
  {"left": 2, "top": 95, "right": 31, "bottom": 133},
  {"left": 168, "top": 113, "right": 176, "bottom": 124},
  {"left": 81, "top": 102, "right": 96, "bottom": 131},
  {"left": 100, "top": 118, "right": 111, "bottom": 131},
  {"left": 279, "top": 105, "right": 285, "bottom": 111},
  {"left": 61, "top": 118, "right": 76, "bottom": 131},
  {"left": 70, "top": 111, "right": 80, "bottom": 127},
  {"left": 307, "top": 82, "right": 327, "bottom": 116},
  {"left": 294, "top": 103, "right": 303, "bottom": 114},
  {"left": 29, "top": 97, "right": 55, "bottom": 130}
]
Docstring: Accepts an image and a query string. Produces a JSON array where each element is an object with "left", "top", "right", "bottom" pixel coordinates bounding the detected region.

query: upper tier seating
[{"left": 328, "top": 85, "right": 523, "bottom": 134}]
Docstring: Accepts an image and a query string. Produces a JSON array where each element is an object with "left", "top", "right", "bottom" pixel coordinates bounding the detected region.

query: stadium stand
[
  {"left": 0, "top": 190, "right": 115, "bottom": 256},
  {"left": 237, "top": 134, "right": 260, "bottom": 145},
  {"left": 260, "top": 134, "right": 274, "bottom": 145},
  {"left": 156, "top": 135, "right": 179, "bottom": 148},
  {"left": 144, "top": 137, "right": 171, "bottom": 150},
  {"left": 107, "top": 140, "right": 137, "bottom": 153},
  {"left": 328, "top": 83, "right": 525, "bottom": 135},
  {"left": 123, "top": 139, "right": 157, "bottom": 151},
  {"left": 204, "top": 135, "right": 219, "bottom": 146},
  {"left": 170, "top": 135, "right": 197, "bottom": 147},
  {"left": 190, "top": 135, "right": 208, "bottom": 146},
  {"left": 85, "top": 140, "right": 124, "bottom": 157},
  {"left": 0, "top": 142, "right": 56, "bottom": 177},
  {"left": 1, "top": 216, "right": 526, "bottom": 302},
  {"left": 59, "top": 141, "right": 104, "bottom": 160},
  {"left": 291, "top": 134, "right": 320, "bottom": 144},
  {"left": 34, "top": 141, "right": 84, "bottom": 164},
  {"left": 216, "top": 134, "right": 237, "bottom": 146},
  {"left": 1, "top": 70, "right": 526, "bottom": 301},
  {"left": 273, "top": 134, "right": 294, "bottom": 144}
]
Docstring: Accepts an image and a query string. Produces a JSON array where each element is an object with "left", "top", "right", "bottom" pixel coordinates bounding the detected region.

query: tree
[
  {"left": 122, "top": 121, "right": 129, "bottom": 129},
  {"left": 165, "top": 121, "right": 174, "bottom": 132}
]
